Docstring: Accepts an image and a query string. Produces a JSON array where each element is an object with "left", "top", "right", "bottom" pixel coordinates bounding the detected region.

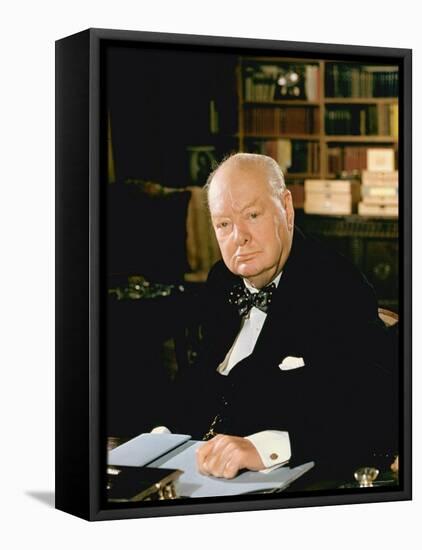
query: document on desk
[
  {"left": 148, "top": 440, "right": 315, "bottom": 498},
  {"left": 108, "top": 433, "right": 191, "bottom": 467}
]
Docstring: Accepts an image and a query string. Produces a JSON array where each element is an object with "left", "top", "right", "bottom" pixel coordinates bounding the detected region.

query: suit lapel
[
  {"left": 236, "top": 228, "right": 310, "bottom": 372},
  {"left": 205, "top": 270, "right": 242, "bottom": 369},
  {"left": 207, "top": 228, "right": 310, "bottom": 376}
]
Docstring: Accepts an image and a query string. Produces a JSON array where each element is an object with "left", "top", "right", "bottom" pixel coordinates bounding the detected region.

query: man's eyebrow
[
  {"left": 211, "top": 198, "right": 260, "bottom": 217},
  {"left": 210, "top": 210, "right": 228, "bottom": 219},
  {"left": 240, "top": 199, "right": 260, "bottom": 212}
]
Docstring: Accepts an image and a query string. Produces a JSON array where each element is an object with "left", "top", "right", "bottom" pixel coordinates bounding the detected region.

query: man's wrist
[{"left": 245, "top": 430, "right": 291, "bottom": 473}]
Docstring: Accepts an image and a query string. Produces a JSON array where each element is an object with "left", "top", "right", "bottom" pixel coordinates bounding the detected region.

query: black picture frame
[{"left": 55, "top": 28, "right": 412, "bottom": 521}]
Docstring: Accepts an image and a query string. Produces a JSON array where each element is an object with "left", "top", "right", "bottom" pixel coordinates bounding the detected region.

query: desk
[{"left": 107, "top": 437, "right": 399, "bottom": 500}]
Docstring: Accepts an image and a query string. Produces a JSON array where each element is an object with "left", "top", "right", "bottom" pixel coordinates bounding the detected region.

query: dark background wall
[
  {"left": 104, "top": 45, "right": 240, "bottom": 436},
  {"left": 106, "top": 44, "right": 238, "bottom": 187}
]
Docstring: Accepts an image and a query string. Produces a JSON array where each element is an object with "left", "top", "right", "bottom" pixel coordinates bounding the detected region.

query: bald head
[{"left": 204, "top": 153, "right": 286, "bottom": 207}]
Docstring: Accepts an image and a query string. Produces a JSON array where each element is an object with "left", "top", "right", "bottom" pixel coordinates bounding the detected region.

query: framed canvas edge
[
  {"left": 89, "top": 27, "right": 412, "bottom": 58},
  {"left": 55, "top": 29, "right": 92, "bottom": 521},
  {"left": 400, "top": 47, "right": 412, "bottom": 503},
  {"left": 56, "top": 28, "right": 412, "bottom": 522}
]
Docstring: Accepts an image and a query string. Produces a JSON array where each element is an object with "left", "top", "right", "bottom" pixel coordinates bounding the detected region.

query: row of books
[
  {"left": 244, "top": 107, "right": 320, "bottom": 135},
  {"left": 243, "top": 63, "right": 398, "bottom": 102},
  {"left": 248, "top": 139, "right": 320, "bottom": 174},
  {"left": 325, "top": 64, "right": 399, "bottom": 98},
  {"left": 242, "top": 105, "right": 398, "bottom": 137},
  {"left": 377, "top": 103, "right": 399, "bottom": 137},
  {"left": 327, "top": 146, "right": 397, "bottom": 175},
  {"left": 247, "top": 143, "right": 395, "bottom": 180},
  {"left": 325, "top": 104, "right": 398, "bottom": 136},
  {"left": 243, "top": 64, "right": 320, "bottom": 102}
]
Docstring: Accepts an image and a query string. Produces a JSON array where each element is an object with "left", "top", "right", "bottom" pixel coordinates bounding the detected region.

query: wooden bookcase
[
  {"left": 236, "top": 57, "right": 399, "bottom": 182},
  {"left": 236, "top": 57, "right": 399, "bottom": 310}
]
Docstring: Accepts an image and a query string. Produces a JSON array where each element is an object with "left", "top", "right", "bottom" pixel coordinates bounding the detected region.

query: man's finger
[
  {"left": 208, "top": 434, "right": 231, "bottom": 454},
  {"left": 223, "top": 456, "right": 241, "bottom": 479},
  {"left": 196, "top": 435, "right": 223, "bottom": 474},
  {"left": 205, "top": 440, "right": 237, "bottom": 477},
  {"left": 196, "top": 434, "right": 220, "bottom": 462}
]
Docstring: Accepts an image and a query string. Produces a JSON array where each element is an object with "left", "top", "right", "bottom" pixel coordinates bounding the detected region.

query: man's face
[{"left": 208, "top": 163, "right": 294, "bottom": 289}]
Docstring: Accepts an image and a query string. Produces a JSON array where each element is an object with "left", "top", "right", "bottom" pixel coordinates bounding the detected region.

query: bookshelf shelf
[
  {"left": 284, "top": 173, "right": 319, "bottom": 179},
  {"left": 242, "top": 134, "right": 320, "bottom": 140},
  {"left": 324, "top": 98, "right": 398, "bottom": 105},
  {"left": 243, "top": 100, "right": 320, "bottom": 107},
  {"left": 324, "top": 136, "right": 397, "bottom": 143}
]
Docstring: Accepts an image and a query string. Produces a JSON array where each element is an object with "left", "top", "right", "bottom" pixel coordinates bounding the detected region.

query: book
[
  {"left": 343, "top": 147, "right": 368, "bottom": 172},
  {"left": 248, "top": 139, "right": 319, "bottom": 175},
  {"left": 305, "top": 65, "right": 320, "bottom": 101},
  {"left": 287, "top": 183, "right": 305, "bottom": 209},
  {"left": 327, "top": 147, "right": 342, "bottom": 175},
  {"left": 358, "top": 202, "right": 398, "bottom": 217},
  {"left": 304, "top": 179, "right": 360, "bottom": 215},
  {"left": 367, "top": 148, "right": 395, "bottom": 172},
  {"left": 390, "top": 104, "right": 399, "bottom": 139},
  {"left": 244, "top": 106, "right": 319, "bottom": 135},
  {"left": 305, "top": 193, "right": 352, "bottom": 215},
  {"left": 361, "top": 185, "right": 398, "bottom": 199},
  {"left": 361, "top": 195, "right": 398, "bottom": 206},
  {"left": 326, "top": 63, "right": 399, "bottom": 98},
  {"left": 305, "top": 179, "right": 354, "bottom": 194},
  {"left": 362, "top": 170, "right": 398, "bottom": 186},
  {"left": 108, "top": 433, "right": 191, "bottom": 467}
]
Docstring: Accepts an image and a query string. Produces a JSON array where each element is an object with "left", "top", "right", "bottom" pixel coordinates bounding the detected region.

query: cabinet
[{"left": 295, "top": 212, "right": 398, "bottom": 311}]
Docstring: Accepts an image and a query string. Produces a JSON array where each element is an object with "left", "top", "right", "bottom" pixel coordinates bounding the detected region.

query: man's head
[{"left": 205, "top": 153, "right": 295, "bottom": 289}]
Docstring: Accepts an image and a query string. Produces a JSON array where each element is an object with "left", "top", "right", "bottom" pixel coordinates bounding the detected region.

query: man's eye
[
  {"left": 249, "top": 212, "right": 259, "bottom": 219},
  {"left": 217, "top": 221, "right": 229, "bottom": 229}
]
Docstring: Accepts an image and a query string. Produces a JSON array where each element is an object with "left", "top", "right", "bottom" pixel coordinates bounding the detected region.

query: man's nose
[{"left": 233, "top": 222, "right": 250, "bottom": 246}]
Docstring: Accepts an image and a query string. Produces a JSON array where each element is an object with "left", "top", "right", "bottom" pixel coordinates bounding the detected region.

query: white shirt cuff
[
  {"left": 245, "top": 430, "right": 291, "bottom": 473},
  {"left": 151, "top": 426, "right": 172, "bottom": 434}
]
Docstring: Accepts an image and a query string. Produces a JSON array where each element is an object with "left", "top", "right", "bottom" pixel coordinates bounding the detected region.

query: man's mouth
[{"left": 235, "top": 252, "right": 258, "bottom": 262}]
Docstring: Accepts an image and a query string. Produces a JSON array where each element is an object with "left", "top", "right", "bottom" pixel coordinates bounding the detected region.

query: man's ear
[{"left": 282, "top": 189, "right": 295, "bottom": 231}]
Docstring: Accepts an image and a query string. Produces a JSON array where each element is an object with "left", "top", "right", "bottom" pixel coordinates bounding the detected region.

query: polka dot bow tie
[{"left": 229, "top": 283, "right": 276, "bottom": 317}]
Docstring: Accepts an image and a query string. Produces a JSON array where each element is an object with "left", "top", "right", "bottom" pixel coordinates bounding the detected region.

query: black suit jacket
[{"left": 172, "top": 227, "right": 398, "bottom": 482}]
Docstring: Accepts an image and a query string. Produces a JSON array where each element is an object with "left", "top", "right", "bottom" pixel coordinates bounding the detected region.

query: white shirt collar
[{"left": 243, "top": 271, "right": 282, "bottom": 294}]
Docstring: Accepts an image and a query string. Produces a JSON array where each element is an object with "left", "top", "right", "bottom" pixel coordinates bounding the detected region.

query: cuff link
[{"left": 270, "top": 453, "right": 279, "bottom": 461}]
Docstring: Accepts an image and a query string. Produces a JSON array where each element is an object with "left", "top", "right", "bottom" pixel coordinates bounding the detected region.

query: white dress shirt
[
  {"left": 216, "top": 272, "right": 291, "bottom": 472},
  {"left": 153, "top": 272, "right": 291, "bottom": 473}
]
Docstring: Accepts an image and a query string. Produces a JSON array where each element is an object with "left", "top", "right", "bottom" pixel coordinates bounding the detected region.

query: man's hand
[{"left": 195, "top": 434, "right": 265, "bottom": 479}]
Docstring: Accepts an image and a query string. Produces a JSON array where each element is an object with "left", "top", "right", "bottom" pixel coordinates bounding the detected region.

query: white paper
[
  {"left": 148, "top": 440, "right": 314, "bottom": 498},
  {"left": 108, "top": 433, "right": 191, "bottom": 467}
]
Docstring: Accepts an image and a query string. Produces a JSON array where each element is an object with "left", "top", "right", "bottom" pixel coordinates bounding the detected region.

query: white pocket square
[{"left": 279, "top": 356, "right": 305, "bottom": 371}]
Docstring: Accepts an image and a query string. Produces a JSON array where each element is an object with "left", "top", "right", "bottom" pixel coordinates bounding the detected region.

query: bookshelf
[
  {"left": 237, "top": 57, "right": 399, "bottom": 181},
  {"left": 236, "top": 57, "right": 399, "bottom": 310}
]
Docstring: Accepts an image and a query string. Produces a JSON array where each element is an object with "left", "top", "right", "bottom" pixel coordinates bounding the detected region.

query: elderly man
[{"left": 163, "top": 152, "right": 397, "bottom": 484}]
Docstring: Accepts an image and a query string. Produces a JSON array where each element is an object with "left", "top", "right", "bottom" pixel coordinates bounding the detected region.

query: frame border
[{"left": 55, "top": 28, "right": 412, "bottom": 521}]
